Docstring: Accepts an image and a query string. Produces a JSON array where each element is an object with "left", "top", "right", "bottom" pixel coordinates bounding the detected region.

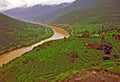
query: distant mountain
[
  {"left": 3, "top": 3, "right": 71, "bottom": 21},
  {"left": 3, "top": 0, "right": 120, "bottom": 24},
  {"left": 49, "top": 0, "right": 120, "bottom": 24}
]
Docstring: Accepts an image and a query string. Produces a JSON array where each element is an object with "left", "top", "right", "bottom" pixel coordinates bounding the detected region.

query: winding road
[{"left": 0, "top": 23, "right": 70, "bottom": 67}]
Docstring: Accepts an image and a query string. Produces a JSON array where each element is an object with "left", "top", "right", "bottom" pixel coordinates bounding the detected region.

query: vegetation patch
[
  {"left": 0, "top": 29, "right": 120, "bottom": 81},
  {"left": 0, "top": 14, "right": 53, "bottom": 54}
]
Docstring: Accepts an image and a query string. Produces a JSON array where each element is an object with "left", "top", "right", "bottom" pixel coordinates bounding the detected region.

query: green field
[
  {"left": 0, "top": 29, "right": 120, "bottom": 82},
  {"left": 0, "top": 12, "right": 120, "bottom": 82},
  {"left": 0, "top": 15, "right": 120, "bottom": 82},
  {"left": 54, "top": 14, "right": 120, "bottom": 36},
  {"left": 0, "top": 14, "right": 53, "bottom": 54}
]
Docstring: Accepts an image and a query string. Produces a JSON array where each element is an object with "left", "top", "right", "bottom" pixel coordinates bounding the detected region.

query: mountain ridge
[{"left": 3, "top": 0, "right": 120, "bottom": 24}]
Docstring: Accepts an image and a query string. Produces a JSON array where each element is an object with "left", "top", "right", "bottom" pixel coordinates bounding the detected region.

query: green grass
[
  {"left": 54, "top": 14, "right": 120, "bottom": 36},
  {"left": 0, "top": 30, "right": 120, "bottom": 81},
  {"left": 0, "top": 13, "right": 53, "bottom": 54},
  {"left": 7, "top": 24, "right": 53, "bottom": 46},
  {"left": 69, "top": 24, "right": 106, "bottom": 35},
  {"left": 99, "top": 61, "right": 116, "bottom": 71},
  {"left": 0, "top": 13, "right": 120, "bottom": 82},
  {"left": 57, "top": 23, "right": 112, "bottom": 36}
]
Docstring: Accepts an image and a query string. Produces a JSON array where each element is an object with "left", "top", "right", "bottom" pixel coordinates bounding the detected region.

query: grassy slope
[
  {"left": 0, "top": 29, "right": 120, "bottom": 82},
  {"left": 50, "top": 0, "right": 120, "bottom": 36},
  {"left": 0, "top": 0, "right": 120, "bottom": 81},
  {"left": 54, "top": 13, "right": 120, "bottom": 36},
  {"left": 0, "top": 13, "right": 53, "bottom": 54},
  {"left": 50, "top": 0, "right": 120, "bottom": 24}
]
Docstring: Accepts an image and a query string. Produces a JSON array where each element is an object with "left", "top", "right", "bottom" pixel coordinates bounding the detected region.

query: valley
[
  {"left": 0, "top": 0, "right": 120, "bottom": 82},
  {"left": 0, "top": 23, "right": 69, "bottom": 67},
  {"left": 0, "top": 14, "right": 53, "bottom": 55}
]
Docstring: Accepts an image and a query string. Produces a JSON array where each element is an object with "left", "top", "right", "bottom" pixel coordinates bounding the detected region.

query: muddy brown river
[{"left": 0, "top": 23, "right": 69, "bottom": 67}]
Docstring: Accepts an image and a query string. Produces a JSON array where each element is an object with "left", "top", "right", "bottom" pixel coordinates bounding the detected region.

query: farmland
[
  {"left": 0, "top": 29, "right": 120, "bottom": 81},
  {"left": 0, "top": 13, "right": 53, "bottom": 54},
  {"left": 0, "top": 1, "right": 120, "bottom": 81}
]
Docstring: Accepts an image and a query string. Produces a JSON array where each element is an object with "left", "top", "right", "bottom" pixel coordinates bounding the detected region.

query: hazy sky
[{"left": 0, "top": 0, "right": 75, "bottom": 11}]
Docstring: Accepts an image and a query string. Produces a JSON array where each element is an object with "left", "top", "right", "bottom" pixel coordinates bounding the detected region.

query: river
[{"left": 0, "top": 24, "right": 69, "bottom": 67}]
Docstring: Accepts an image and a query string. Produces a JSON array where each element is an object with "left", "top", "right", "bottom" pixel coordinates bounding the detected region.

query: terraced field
[
  {"left": 0, "top": 13, "right": 120, "bottom": 82},
  {"left": 54, "top": 14, "right": 120, "bottom": 36},
  {"left": 0, "top": 30, "right": 120, "bottom": 82},
  {"left": 0, "top": 13, "right": 53, "bottom": 54},
  {"left": 0, "top": 0, "right": 120, "bottom": 81}
]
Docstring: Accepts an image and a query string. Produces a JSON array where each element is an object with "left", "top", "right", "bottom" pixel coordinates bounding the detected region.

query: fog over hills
[
  {"left": 2, "top": 3, "right": 72, "bottom": 21},
  {"left": 50, "top": 0, "right": 120, "bottom": 24},
  {"left": 0, "top": 0, "right": 75, "bottom": 11},
  {"left": 2, "top": 0, "right": 120, "bottom": 24}
]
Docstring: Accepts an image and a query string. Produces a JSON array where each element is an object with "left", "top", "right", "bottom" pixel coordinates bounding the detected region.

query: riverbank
[
  {"left": 0, "top": 23, "right": 69, "bottom": 67},
  {"left": 0, "top": 20, "right": 119, "bottom": 82},
  {"left": 0, "top": 21, "right": 54, "bottom": 55},
  {"left": 0, "top": 35, "right": 53, "bottom": 55},
  {"left": 0, "top": 30, "right": 120, "bottom": 81}
]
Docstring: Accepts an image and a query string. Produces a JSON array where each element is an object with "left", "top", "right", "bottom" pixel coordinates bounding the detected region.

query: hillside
[
  {"left": 0, "top": 28, "right": 120, "bottom": 82},
  {"left": 50, "top": 0, "right": 120, "bottom": 24},
  {"left": 3, "top": 3, "right": 71, "bottom": 21},
  {"left": 0, "top": 0, "right": 120, "bottom": 82},
  {"left": 0, "top": 9, "right": 120, "bottom": 81},
  {"left": 0, "top": 13, "right": 53, "bottom": 54},
  {"left": 3, "top": 0, "right": 120, "bottom": 24}
]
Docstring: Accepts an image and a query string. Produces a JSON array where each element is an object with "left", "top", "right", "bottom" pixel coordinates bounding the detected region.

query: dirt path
[
  {"left": 0, "top": 23, "right": 70, "bottom": 67},
  {"left": 61, "top": 68, "right": 120, "bottom": 82}
]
